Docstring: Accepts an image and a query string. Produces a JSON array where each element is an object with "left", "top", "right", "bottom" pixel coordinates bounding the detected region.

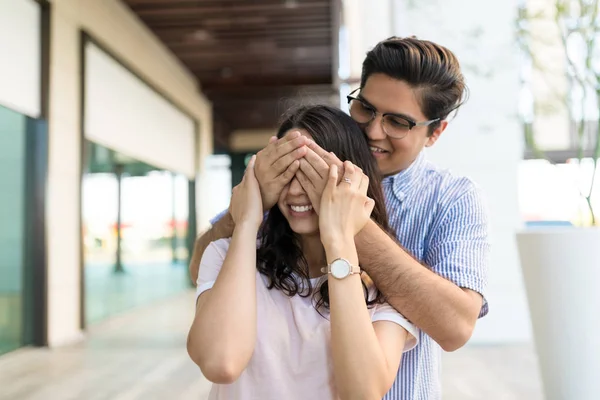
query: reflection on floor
[
  {"left": 0, "top": 291, "right": 544, "bottom": 400},
  {"left": 0, "top": 294, "right": 20, "bottom": 356},
  {"left": 85, "top": 261, "right": 191, "bottom": 325}
]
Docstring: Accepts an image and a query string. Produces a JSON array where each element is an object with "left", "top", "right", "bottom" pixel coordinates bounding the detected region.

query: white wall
[
  {"left": 342, "top": 0, "right": 530, "bottom": 344},
  {"left": 526, "top": 0, "right": 571, "bottom": 150},
  {"left": 398, "top": 0, "right": 530, "bottom": 344},
  {"left": 85, "top": 43, "right": 196, "bottom": 179},
  {"left": 0, "top": 0, "right": 41, "bottom": 118}
]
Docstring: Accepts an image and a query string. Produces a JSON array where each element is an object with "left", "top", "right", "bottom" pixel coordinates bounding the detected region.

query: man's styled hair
[{"left": 361, "top": 36, "right": 468, "bottom": 133}]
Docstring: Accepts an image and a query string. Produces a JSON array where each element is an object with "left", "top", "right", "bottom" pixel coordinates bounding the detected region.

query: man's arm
[
  {"left": 358, "top": 185, "right": 490, "bottom": 352},
  {"left": 356, "top": 220, "right": 483, "bottom": 352},
  {"left": 299, "top": 142, "right": 489, "bottom": 351},
  {"left": 188, "top": 212, "right": 235, "bottom": 284}
]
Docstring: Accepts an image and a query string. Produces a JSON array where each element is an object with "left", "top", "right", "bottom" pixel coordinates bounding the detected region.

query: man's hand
[
  {"left": 255, "top": 131, "right": 307, "bottom": 210},
  {"left": 296, "top": 140, "right": 345, "bottom": 214}
]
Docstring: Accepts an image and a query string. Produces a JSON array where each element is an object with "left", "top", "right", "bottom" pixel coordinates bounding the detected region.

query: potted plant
[{"left": 516, "top": 1, "right": 600, "bottom": 399}]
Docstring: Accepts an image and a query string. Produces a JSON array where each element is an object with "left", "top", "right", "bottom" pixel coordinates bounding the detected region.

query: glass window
[
  {"left": 0, "top": 105, "right": 27, "bottom": 355},
  {"left": 83, "top": 142, "right": 191, "bottom": 325}
]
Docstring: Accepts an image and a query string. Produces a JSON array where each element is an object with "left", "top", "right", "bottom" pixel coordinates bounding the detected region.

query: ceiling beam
[{"left": 130, "top": 2, "right": 330, "bottom": 16}]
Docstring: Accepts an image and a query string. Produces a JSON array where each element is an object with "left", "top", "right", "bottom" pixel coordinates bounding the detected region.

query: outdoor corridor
[{"left": 0, "top": 291, "right": 543, "bottom": 400}]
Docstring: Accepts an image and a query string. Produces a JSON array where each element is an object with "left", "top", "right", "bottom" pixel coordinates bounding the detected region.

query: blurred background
[{"left": 1, "top": 0, "right": 599, "bottom": 399}]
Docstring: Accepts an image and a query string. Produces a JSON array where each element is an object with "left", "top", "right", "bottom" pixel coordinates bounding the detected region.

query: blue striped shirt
[
  {"left": 209, "top": 151, "right": 490, "bottom": 400},
  {"left": 381, "top": 151, "right": 490, "bottom": 400}
]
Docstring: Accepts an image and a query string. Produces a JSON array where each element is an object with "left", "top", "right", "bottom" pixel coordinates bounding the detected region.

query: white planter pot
[{"left": 517, "top": 227, "right": 600, "bottom": 400}]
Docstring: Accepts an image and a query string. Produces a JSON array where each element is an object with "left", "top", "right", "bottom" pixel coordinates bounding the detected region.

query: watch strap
[{"left": 320, "top": 261, "right": 361, "bottom": 275}]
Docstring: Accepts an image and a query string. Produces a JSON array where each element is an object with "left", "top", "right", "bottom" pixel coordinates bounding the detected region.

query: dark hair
[
  {"left": 361, "top": 36, "right": 468, "bottom": 134},
  {"left": 256, "top": 105, "right": 390, "bottom": 310}
]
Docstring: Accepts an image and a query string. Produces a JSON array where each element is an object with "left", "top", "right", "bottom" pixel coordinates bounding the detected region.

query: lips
[
  {"left": 369, "top": 146, "right": 388, "bottom": 154},
  {"left": 290, "top": 204, "right": 313, "bottom": 213}
]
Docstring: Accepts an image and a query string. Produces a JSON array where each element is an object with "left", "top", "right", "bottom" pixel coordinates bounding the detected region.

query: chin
[
  {"left": 288, "top": 221, "right": 319, "bottom": 236},
  {"left": 377, "top": 160, "right": 401, "bottom": 177}
]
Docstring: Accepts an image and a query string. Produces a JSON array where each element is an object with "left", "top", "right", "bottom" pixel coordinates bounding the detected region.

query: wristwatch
[{"left": 321, "top": 258, "right": 361, "bottom": 279}]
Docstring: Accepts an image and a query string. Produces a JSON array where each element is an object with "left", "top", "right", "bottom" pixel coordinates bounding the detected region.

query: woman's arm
[
  {"left": 188, "top": 211, "right": 235, "bottom": 284},
  {"left": 187, "top": 155, "right": 263, "bottom": 384},
  {"left": 187, "top": 223, "right": 258, "bottom": 384},
  {"left": 326, "top": 239, "right": 408, "bottom": 400},
  {"left": 319, "top": 162, "right": 413, "bottom": 399}
]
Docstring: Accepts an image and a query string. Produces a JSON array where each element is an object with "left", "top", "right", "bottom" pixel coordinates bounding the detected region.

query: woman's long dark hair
[{"left": 256, "top": 105, "right": 392, "bottom": 310}]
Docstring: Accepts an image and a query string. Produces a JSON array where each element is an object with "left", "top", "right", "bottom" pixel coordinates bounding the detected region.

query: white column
[
  {"left": 46, "top": 0, "right": 84, "bottom": 347},
  {"left": 392, "top": 0, "right": 530, "bottom": 344}
]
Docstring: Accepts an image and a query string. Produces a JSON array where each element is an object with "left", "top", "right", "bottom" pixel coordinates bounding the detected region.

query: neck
[{"left": 300, "top": 234, "right": 327, "bottom": 278}]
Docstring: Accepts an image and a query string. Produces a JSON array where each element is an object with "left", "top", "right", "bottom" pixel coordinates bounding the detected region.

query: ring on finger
[{"left": 343, "top": 177, "right": 352, "bottom": 184}]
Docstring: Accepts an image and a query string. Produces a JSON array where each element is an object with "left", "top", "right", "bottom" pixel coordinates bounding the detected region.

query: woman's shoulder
[
  {"left": 209, "top": 237, "right": 232, "bottom": 249},
  {"left": 205, "top": 238, "right": 232, "bottom": 258},
  {"left": 208, "top": 237, "right": 261, "bottom": 254}
]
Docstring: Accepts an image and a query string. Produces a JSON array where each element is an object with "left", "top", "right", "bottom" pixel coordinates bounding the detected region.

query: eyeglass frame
[{"left": 346, "top": 88, "right": 441, "bottom": 137}]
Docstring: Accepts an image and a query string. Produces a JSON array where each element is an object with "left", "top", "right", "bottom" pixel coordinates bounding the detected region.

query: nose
[
  {"left": 365, "top": 115, "right": 387, "bottom": 141},
  {"left": 288, "top": 176, "right": 306, "bottom": 196}
]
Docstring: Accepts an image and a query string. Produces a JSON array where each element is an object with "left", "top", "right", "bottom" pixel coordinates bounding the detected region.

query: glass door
[{"left": 0, "top": 105, "right": 27, "bottom": 355}]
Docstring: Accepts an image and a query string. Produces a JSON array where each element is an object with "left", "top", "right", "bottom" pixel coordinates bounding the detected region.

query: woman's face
[{"left": 277, "top": 129, "right": 320, "bottom": 236}]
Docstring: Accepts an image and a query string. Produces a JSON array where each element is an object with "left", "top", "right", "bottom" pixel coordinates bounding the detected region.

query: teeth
[
  {"left": 290, "top": 205, "right": 313, "bottom": 213},
  {"left": 370, "top": 146, "right": 386, "bottom": 153}
]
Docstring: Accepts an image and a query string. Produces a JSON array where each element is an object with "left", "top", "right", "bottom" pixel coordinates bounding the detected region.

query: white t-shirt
[{"left": 196, "top": 238, "right": 419, "bottom": 400}]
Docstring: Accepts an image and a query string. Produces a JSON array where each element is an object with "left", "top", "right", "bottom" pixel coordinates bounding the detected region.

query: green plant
[{"left": 517, "top": 0, "right": 600, "bottom": 226}]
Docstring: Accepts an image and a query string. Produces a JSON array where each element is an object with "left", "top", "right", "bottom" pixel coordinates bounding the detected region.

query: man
[{"left": 189, "top": 37, "right": 490, "bottom": 400}]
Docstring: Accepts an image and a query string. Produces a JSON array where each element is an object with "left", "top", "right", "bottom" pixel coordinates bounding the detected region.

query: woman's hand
[
  {"left": 254, "top": 132, "right": 305, "bottom": 211},
  {"left": 319, "top": 161, "right": 375, "bottom": 247},
  {"left": 229, "top": 155, "right": 263, "bottom": 230},
  {"left": 295, "top": 143, "right": 345, "bottom": 215}
]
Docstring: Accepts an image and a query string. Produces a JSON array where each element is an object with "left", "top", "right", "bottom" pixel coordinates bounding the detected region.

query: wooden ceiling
[{"left": 123, "top": 0, "right": 338, "bottom": 152}]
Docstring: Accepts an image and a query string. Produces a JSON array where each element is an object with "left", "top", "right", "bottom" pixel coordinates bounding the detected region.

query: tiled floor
[
  {"left": 0, "top": 294, "right": 21, "bottom": 357},
  {"left": 85, "top": 261, "right": 191, "bottom": 325},
  {"left": 0, "top": 291, "right": 544, "bottom": 400}
]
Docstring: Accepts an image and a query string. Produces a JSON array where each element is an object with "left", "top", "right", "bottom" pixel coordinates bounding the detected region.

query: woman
[{"left": 187, "top": 105, "right": 418, "bottom": 400}]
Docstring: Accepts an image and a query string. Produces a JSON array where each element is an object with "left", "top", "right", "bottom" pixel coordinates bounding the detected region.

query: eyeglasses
[{"left": 346, "top": 88, "right": 441, "bottom": 139}]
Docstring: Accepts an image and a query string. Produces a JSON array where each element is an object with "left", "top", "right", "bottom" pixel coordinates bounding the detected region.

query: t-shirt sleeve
[
  {"left": 425, "top": 185, "right": 491, "bottom": 318},
  {"left": 371, "top": 302, "right": 419, "bottom": 352},
  {"left": 195, "top": 238, "right": 231, "bottom": 301}
]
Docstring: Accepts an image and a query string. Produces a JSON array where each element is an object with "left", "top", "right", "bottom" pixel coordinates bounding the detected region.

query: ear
[{"left": 425, "top": 120, "right": 448, "bottom": 147}]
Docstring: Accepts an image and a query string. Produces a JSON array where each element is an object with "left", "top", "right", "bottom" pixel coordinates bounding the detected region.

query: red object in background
[
  {"left": 166, "top": 219, "right": 188, "bottom": 230},
  {"left": 110, "top": 222, "right": 133, "bottom": 230}
]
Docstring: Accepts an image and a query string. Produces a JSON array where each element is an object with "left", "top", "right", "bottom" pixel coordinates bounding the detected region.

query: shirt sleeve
[
  {"left": 371, "top": 302, "right": 419, "bottom": 352},
  {"left": 209, "top": 209, "right": 229, "bottom": 226},
  {"left": 195, "top": 238, "right": 231, "bottom": 301},
  {"left": 425, "top": 185, "right": 491, "bottom": 318},
  {"left": 210, "top": 209, "right": 270, "bottom": 227}
]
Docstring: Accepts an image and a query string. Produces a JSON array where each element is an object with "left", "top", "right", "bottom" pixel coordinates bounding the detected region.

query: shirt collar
[{"left": 382, "top": 151, "right": 427, "bottom": 201}]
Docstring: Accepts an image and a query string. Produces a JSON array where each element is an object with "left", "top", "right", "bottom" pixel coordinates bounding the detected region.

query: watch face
[{"left": 330, "top": 259, "right": 351, "bottom": 279}]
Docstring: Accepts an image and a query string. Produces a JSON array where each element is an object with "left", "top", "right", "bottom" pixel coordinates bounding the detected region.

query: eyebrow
[{"left": 357, "top": 93, "right": 418, "bottom": 122}]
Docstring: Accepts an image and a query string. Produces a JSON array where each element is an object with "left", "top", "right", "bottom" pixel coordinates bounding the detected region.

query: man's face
[{"left": 358, "top": 73, "right": 447, "bottom": 176}]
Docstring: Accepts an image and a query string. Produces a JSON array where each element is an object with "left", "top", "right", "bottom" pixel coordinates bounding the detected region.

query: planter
[{"left": 516, "top": 227, "right": 600, "bottom": 400}]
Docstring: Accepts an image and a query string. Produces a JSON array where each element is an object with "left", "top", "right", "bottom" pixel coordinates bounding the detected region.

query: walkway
[{"left": 0, "top": 291, "right": 543, "bottom": 400}]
